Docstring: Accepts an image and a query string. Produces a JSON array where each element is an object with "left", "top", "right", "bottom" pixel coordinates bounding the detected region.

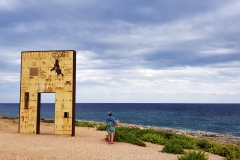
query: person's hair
[{"left": 108, "top": 111, "right": 112, "bottom": 116}]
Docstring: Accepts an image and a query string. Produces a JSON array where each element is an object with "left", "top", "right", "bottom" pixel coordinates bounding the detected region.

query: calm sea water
[{"left": 0, "top": 103, "right": 240, "bottom": 136}]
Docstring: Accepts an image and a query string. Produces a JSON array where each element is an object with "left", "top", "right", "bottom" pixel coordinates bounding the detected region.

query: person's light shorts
[{"left": 107, "top": 126, "right": 115, "bottom": 134}]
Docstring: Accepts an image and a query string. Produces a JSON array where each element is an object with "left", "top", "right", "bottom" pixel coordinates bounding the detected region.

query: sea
[{"left": 0, "top": 103, "right": 240, "bottom": 137}]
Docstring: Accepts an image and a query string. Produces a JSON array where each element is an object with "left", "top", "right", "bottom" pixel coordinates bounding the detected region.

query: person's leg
[
  {"left": 111, "top": 132, "right": 114, "bottom": 144},
  {"left": 108, "top": 133, "right": 111, "bottom": 143}
]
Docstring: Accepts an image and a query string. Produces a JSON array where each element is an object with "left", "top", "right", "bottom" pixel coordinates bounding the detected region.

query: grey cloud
[{"left": 0, "top": 0, "right": 240, "bottom": 103}]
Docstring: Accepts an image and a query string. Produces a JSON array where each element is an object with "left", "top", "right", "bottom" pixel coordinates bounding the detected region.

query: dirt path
[{"left": 0, "top": 118, "right": 224, "bottom": 160}]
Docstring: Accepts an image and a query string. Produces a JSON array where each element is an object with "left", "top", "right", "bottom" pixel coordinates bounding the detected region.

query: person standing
[{"left": 106, "top": 111, "right": 117, "bottom": 144}]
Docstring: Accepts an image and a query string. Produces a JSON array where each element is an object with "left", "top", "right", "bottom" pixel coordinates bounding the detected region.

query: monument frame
[{"left": 19, "top": 50, "right": 76, "bottom": 136}]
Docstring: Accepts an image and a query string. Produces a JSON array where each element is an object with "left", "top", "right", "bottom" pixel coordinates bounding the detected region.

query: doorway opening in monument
[{"left": 40, "top": 93, "right": 55, "bottom": 134}]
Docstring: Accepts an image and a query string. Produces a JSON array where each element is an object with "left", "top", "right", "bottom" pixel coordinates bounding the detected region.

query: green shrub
[
  {"left": 168, "top": 134, "right": 198, "bottom": 149},
  {"left": 97, "top": 125, "right": 146, "bottom": 147},
  {"left": 114, "top": 127, "right": 165, "bottom": 139},
  {"left": 142, "top": 133, "right": 165, "bottom": 145},
  {"left": 224, "top": 145, "right": 240, "bottom": 160},
  {"left": 75, "top": 121, "right": 96, "bottom": 127},
  {"left": 197, "top": 139, "right": 209, "bottom": 149},
  {"left": 165, "top": 132, "right": 174, "bottom": 139},
  {"left": 217, "top": 145, "right": 240, "bottom": 160},
  {"left": 138, "top": 128, "right": 165, "bottom": 138},
  {"left": 1, "top": 116, "right": 17, "bottom": 120},
  {"left": 162, "top": 142, "right": 185, "bottom": 154},
  {"left": 178, "top": 151, "right": 208, "bottom": 160},
  {"left": 116, "top": 126, "right": 142, "bottom": 138},
  {"left": 115, "top": 129, "right": 146, "bottom": 147},
  {"left": 96, "top": 124, "right": 106, "bottom": 131},
  {"left": 40, "top": 118, "right": 54, "bottom": 123},
  {"left": 203, "top": 141, "right": 240, "bottom": 160}
]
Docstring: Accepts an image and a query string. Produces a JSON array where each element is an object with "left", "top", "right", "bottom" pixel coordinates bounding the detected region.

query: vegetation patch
[
  {"left": 162, "top": 142, "right": 185, "bottom": 154},
  {"left": 115, "top": 128, "right": 146, "bottom": 147},
  {"left": 177, "top": 151, "right": 208, "bottom": 160},
  {"left": 40, "top": 118, "right": 54, "bottom": 123},
  {"left": 75, "top": 120, "right": 97, "bottom": 128},
  {"left": 167, "top": 134, "right": 198, "bottom": 150},
  {"left": 96, "top": 124, "right": 240, "bottom": 159},
  {"left": 141, "top": 133, "right": 165, "bottom": 145},
  {"left": 0, "top": 116, "right": 17, "bottom": 120},
  {"left": 202, "top": 140, "right": 240, "bottom": 160},
  {"left": 96, "top": 124, "right": 106, "bottom": 131}
]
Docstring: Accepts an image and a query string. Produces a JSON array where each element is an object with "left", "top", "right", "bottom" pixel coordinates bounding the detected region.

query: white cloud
[
  {"left": 76, "top": 66, "right": 240, "bottom": 102},
  {"left": 198, "top": 48, "right": 236, "bottom": 56}
]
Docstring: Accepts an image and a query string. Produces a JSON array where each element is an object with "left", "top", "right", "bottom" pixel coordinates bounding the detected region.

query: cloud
[
  {"left": 0, "top": 0, "right": 19, "bottom": 11},
  {"left": 0, "top": 0, "right": 239, "bottom": 103},
  {"left": 76, "top": 66, "right": 240, "bottom": 103}
]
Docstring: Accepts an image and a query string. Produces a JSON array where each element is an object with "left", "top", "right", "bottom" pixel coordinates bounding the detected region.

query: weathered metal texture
[{"left": 19, "top": 50, "right": 76, "bottom": 136}]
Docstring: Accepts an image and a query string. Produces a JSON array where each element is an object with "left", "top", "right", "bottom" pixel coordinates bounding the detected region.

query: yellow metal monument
[{"left": 19, "top": 50, "right": 76, "bottom": 136}]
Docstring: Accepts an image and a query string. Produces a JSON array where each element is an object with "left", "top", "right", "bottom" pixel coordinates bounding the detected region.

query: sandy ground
[{"left": 0, "top": 118, "right": 224, "bottom": 160}]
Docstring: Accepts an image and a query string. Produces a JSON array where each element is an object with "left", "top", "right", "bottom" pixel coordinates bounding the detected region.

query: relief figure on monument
[{"left": 50, "top": 59, "right": 64, "bottom": 76}]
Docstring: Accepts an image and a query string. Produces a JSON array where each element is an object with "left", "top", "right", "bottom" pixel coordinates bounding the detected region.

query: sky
[{"left": 0, "top": 0, "right": 240, "bottom": 103}]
